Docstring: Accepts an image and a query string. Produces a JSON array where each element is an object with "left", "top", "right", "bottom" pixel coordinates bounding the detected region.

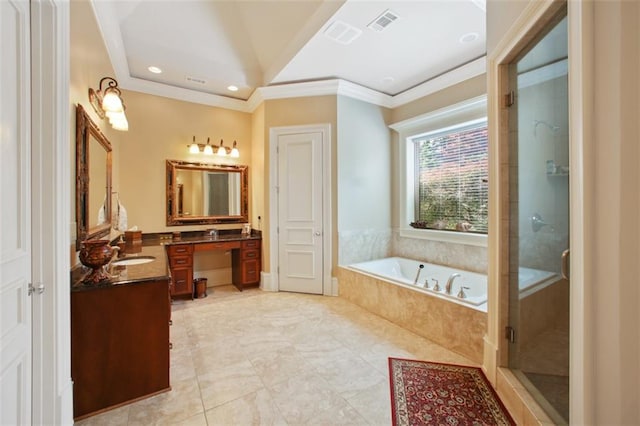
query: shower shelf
[{"left": 547, "top": 172, "right": 569, "bottom": 177}]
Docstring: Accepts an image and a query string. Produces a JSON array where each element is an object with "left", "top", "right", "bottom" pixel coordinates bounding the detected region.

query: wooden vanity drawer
[
  {"left": 242, "top": 259, "right": 260, "bottom": 283},
  {"left": 242, "top": 248, "right": 260, "bottom": 260},
  {"left": 194, "top": 241, "right": 240, "bottom": 252},
  {"left": 170, "top": 268, "right": 192, "bottom": 296},
  {"left": 167, "top": 244, "right": 193, "bottom": 256},
  {"left": 169, "top": 255, "right": 192, "bottom": 268},
  {"left": 241, "top": 240, "right": 260, "bottom": 250}
]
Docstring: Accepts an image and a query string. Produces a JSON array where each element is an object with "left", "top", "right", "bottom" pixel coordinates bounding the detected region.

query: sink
[{"left": 112, "top": 256, "right": 156, "bottom": 266}]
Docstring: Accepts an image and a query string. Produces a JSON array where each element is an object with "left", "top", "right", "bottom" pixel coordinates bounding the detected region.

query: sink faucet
[{"left": 445, "top": 273, "right": 461, "bottom": 295}]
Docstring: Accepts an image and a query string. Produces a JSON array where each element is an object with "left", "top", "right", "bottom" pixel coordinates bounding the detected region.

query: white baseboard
[
  {"left": 330, "top": 277, "right": 339, "bottom": 296},
  {"left": 260, "top": 272, "right": 278, "bottom": 292}
]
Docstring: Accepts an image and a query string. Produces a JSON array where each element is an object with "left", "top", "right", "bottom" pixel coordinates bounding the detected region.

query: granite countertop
[
  {"left": 71, "top": 244, "right": 170, "bottom": 292},
  {"left": 164, "top": 231, "right": 261, "bottom": 246}
]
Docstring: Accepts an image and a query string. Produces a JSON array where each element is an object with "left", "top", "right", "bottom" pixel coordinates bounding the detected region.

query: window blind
[{"left": 413, "top": 121, "right": 488, "bottom": 233}]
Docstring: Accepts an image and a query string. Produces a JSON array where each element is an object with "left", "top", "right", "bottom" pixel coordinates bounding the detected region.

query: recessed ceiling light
[
  {"left": 148, "top": 66, "right": 162, "bottom": 74},
  {"left": 227, "top": 85, "right": 239, "bottom": 92},
  {"left": 459, "top": 32, "right": 479, "bottom": 43}
]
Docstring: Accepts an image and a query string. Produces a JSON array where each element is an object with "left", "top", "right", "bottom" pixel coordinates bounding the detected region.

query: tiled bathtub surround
[
  {"left": 392, "top": 229, "right": 488, "bottom": 274},
  {"left": 338, "top": 229, "right": 392, "bottom": 265},
  {"left": 337, "top": 267, "right": 487, "bottom": 364}
]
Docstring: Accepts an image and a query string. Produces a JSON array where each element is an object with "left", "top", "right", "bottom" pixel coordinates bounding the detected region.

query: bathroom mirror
[
  {"left": 76, "top": 104, "right": 113, "bottom": 249},
  {"left": 166, "top": 159, "right": 248, "bottom": 225}
]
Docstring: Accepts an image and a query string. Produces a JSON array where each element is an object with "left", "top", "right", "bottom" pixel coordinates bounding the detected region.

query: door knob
[{"left": 314, "top": 231, "right": 321, "bottom": 236}]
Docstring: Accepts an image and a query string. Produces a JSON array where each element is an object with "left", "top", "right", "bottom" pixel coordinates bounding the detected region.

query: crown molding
[
  {"left": 122, "top": 76, "right": 248, "bottom": 111},
  {"left": 390, "top": 56, "right": 487, "bottom": 108},
  {"left": 91, "top": 1, "right": 487, "bottom": 114}
]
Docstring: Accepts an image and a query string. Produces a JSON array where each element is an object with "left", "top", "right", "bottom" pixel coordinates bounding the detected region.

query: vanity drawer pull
[
  {"left": 242, "top": 249, "right": 260, "bottom": 260},
  {"left": 168, "top": 244, "right": 193, "bottom": 255},
  {"left": 242, "top": 240, "right": 259, "bottom": 249},
  {"left": 170, "top": 256, "right": 193, "bottom": 268}
]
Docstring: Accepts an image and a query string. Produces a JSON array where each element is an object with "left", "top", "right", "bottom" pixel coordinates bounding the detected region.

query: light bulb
[
  {"left": 189, "top": 136, "right": 199, "bottom": 153},
  {"left": 102, "top": 90, "right": 123, "bottom": 112},
  {"left": 217, "top": 139, "right": 227, "bottom": 156},
  {"left": 203, "top": 138, "right": 213, "bottom": 155},
  {"left": 111, "top": 115, "right": 128, "bottom": 131},
  {"left": 230, "top": 141, "right": 239, "bottom": 158}
]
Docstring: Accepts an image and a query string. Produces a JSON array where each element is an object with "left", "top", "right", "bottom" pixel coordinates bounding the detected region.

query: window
[
  {"left": 412, "top": 120, "right": 488, "bottom": 233},
  {"left": 391, "top": 95, "right": 487, "bottom": 247}
]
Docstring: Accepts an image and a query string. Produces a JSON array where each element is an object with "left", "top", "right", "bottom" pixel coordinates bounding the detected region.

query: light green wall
[{"left": 337, "top": 95, "right": 392, "bottom": 231}]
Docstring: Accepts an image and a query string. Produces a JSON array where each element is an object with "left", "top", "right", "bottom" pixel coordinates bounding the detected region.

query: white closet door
[
  {"left": 0, "top": 0, "right": 32, "bottom": 424},
  {"left": 277, "top": 131, "right": 324, "bottom": 294}
]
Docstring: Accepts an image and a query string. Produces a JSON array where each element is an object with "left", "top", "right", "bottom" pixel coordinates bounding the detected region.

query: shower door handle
[{"left": 561, "top": 249, "right": 570, "bottom": 280}]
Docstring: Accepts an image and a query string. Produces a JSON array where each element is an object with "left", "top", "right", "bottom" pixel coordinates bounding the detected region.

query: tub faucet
[
  {"left": 413, "top": 264, "right": 424, "bottom": 285},
  {"left": 445, "top": 273, "right": 461, "bottom": 295}
]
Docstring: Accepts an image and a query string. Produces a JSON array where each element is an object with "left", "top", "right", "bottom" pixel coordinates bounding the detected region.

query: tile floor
[{"left": 76, "top": 286, "right": 475, "bottom": 425}]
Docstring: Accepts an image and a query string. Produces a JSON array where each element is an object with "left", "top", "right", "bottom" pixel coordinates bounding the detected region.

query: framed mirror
[
  {"left": 76, "top": 104, "right": 112, "bottom": 249},
  {"left": 166, "top": 160, "right": 248, "bottom": 225}
]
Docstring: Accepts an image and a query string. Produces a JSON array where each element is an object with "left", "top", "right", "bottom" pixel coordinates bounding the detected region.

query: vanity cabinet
[
  {"left": 232, "top": 239, "right": 261, "bottom": 290},
  {"left": 165, "top": 236, "right": 261, "bottom": 297},
  {"left": 71, "top": 279, "right": 170, "bottom": 420},
  {"left": 167, "top": 244, "right": 194, "bottom": 298}
]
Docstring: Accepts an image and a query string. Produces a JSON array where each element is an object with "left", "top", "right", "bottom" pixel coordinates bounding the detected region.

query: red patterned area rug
[{"left": 389, "top": 358, "right": 515, "bottom": 426}]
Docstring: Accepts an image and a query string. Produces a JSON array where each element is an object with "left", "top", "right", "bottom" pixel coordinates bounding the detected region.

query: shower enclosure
[{"left": 507, "top": 13, "right": 570, "bottom": 424}]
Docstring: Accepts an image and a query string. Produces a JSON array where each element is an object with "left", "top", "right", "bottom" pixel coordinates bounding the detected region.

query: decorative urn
[{"left": 79, "top": 239, "right": 118, "bottom": 284}]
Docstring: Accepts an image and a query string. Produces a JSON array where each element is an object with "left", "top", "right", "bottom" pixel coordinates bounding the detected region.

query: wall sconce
[
  {"left": 88, "top": 77, "right": 129, "bottom": 131},
  {"left": 187, "top": 137, "right": 240, "bottom": 158}
]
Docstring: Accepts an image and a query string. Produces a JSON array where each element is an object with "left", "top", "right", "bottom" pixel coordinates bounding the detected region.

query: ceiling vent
[
  {"left": 367, "top": 9, "right": 399, "bottom": 32},
  {"left": 323, "top": 20, "right": 362, "bottom": 45},
  {"left": 186, "top": 75, "right": 207, "bottom": 85}
]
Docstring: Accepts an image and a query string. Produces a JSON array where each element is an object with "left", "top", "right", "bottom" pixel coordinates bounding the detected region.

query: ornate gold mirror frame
[
  {"left": 166, "top": 159, "right": 248, "bottom": 226},
  {"left": 76, "top": 104, "right": 113, "bottom": 249}
]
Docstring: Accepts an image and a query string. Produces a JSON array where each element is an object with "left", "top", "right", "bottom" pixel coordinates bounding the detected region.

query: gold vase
[{"left": 79, "top": 239, "right": 116, "bottom": 284}]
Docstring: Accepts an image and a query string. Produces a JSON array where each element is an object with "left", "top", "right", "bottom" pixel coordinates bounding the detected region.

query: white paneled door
[
  {"left": 277, "top": 131, "right": 324, "bottom": 294},
  {"left": 0, "top": 0, "right": 32, "bottom": 424}
]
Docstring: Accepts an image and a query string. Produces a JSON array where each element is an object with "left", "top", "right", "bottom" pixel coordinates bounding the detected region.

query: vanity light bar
[{"left": 187, "top": 136, "right": 240, "bottom": 158}]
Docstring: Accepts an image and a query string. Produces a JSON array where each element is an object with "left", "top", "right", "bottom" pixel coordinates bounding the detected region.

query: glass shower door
[{"left": 508, "top": 14, "right": 570, "bottom": 424}]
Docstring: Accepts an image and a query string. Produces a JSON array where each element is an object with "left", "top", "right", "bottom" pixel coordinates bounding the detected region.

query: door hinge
[
  {"left": 504, "top": 90, "right": 515, "bottom": 107},
  {"left": 505, "top": 326, "right": 516, "bottom": 343},
  {"left": 28, "top": 282, "right": 45, "bottom": 296}
]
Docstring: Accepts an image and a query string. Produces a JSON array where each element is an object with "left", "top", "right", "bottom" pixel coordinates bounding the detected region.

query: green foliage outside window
[{"left": 412, "top": 123, "right": 488, "bottom": 234}]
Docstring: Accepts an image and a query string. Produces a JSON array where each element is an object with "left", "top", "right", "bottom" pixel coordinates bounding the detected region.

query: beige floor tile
[
  {"left": 205, "top": 388, "right": 288, "bottom": 426},
  {"left": 127, "top": 377, "right": 203, "bottom": 425},
  {"left": 248, "top": 347, "right": 311, "bottom": 388},
  {"left": 198, "top": 359, "right": 265, "bottom": 410},
  {"left": 267, "top": 370, "right": 365, "bottom": 425},
  {"left": 74, "top": 404, "right": 130, "bottom": 426},
  {"left": 345, "top": 377, "right": 393, "bottom": 426},
  {"left": 312, "top": 352, "right": 385, "bottom": 399},
  {"left": 174, "top": 412, "right": 208, "bottom": 426}
]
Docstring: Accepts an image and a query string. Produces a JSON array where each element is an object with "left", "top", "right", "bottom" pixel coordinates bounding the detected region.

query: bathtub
[
  {"left": 347, "top": 257, "right": 559, "bottom": 310},
  {"left": 348, "top": 257, "right": 487, "bottom": 308},
  {"left": 340, "top": 257, "right": 558, "bottom": 363}
]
